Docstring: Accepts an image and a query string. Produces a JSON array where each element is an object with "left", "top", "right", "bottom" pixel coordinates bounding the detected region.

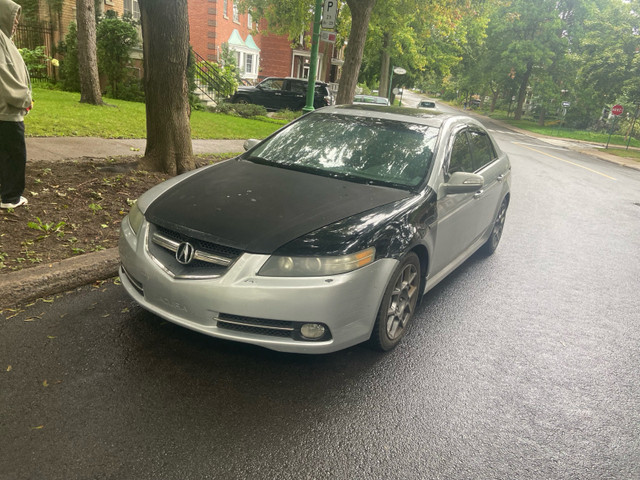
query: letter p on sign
[{"left": 322, "top": 1, "right": 338, "bottom": 29}]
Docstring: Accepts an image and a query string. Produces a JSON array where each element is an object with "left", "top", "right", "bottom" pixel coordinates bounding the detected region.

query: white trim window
[
  {"left": 123, "top": 0, "right": 140, "bottom": 21},
  {"left": 233, "top": 2, "right": 239, "bottom": 23},
  {"left": 223, "top": 0, "right": 228, "bottom": 18},
  {"left": 245, "top": 54, "right": 254, "bottom": 75},
  {"left": 248, "top": 12, "right": 252, "bottom": 29}
]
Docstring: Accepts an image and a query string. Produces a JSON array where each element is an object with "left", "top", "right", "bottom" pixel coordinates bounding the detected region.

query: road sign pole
[
  {"left": 626, "top": 103, "right": 640, "bottom": 150},
  {"left": 606, "top": 115, "right": 617, "bottom": 149},
  {"left": 387, "top": 66, "right": 394, "bottom": 101},
  {"left": 303, "top": 0, "right": 324, "bottom": 114}
]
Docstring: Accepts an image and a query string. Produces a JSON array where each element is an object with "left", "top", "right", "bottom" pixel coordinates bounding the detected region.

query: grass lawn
[
  {"left": 24, "top": 86, "right": 287, "bottom": 139},
  {"left": 482, "top": 110, "right": 640, "bottom": 149},
  {"left": 602, "top": 147, "right": 640, "bottom": 162}
]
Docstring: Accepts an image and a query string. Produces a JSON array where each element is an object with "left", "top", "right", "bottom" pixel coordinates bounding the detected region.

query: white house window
[
  {"left": 245, "top": 54, "right": 254, "bottom": 75},
  {"left": 223, "top": 0, "right": 228, "bottom": 18},
  {"left": 233, "top": 2, "right": 239, "bottom": 23},
  {"left": 123, "top": 0, "right": 140, "bottom": 21},
  {"left": 248, "top": 12, "right": 252, "bottom": 29}
]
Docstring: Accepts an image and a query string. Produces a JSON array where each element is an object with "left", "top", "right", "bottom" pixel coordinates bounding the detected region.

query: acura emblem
[{"left": 176, "top": 242, "right": 196, "bottom": 265}]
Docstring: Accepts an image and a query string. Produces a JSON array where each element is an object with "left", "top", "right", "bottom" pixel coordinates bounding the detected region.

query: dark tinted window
[
  {"left": 449, "top": 132, "right": 473, "bottom": 174},
  {"left": 249, "top": 114, "right": 438, "bottom": 188},
  {"left": 290, "top": 81, "right": 307, "bottom": 93},
  {"left": 468, "top": 130, "right": 496, "bottom": 170},
  {"left": 260, "top": 78, "right": 284, "bottom": 90}
]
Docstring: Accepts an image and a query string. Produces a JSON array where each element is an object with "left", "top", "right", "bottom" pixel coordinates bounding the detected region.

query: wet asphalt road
[{"left": 2, "top": 110, "right": 640, "bottom": 479}]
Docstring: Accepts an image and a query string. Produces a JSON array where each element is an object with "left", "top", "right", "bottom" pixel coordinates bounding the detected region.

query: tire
[
  {"left": 480, "top": 197, "right": 508, "bottom": 256},
  {"left": 234, "top": 96, "right": 250, "bottom": 104},
  {"left": 369, "top": 252, "right": 421, "bottom": 351}
]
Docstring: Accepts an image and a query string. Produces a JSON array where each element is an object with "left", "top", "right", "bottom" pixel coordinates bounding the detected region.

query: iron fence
[{"left": 13, "top": 22, "right": 55, "bottom": 80}]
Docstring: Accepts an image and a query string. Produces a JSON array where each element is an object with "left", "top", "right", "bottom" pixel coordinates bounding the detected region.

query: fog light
[{"left": 300, "top": 323, "right": 326, "bottom": 339}]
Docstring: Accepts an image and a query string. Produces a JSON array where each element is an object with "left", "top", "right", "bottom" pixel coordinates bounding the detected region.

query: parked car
[
  {"left": 230, "top": 77, "right": 333, "bottom": 111},
  {"left": 119, "top": 105, "right": 511, "bottom": 354},
  {"left": 417, "top": 100, "right": 437, "bottom": 109},
  {"left": 353, "top": 94, "right": 390, "bottom": 106}
]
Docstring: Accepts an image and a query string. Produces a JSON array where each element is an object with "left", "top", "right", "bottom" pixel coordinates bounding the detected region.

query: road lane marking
[{"left": 514, "top": 142, "right": 617, "bottom": 181}]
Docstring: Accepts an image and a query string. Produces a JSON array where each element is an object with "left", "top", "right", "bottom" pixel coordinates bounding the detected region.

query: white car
[{"left": 119, "top": 105, "right": 511, "bottom": 353}]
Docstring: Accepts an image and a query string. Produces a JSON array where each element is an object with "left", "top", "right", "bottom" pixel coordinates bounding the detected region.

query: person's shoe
[{"left": 0, "top": 196, "right": 28, "bottom": 209}]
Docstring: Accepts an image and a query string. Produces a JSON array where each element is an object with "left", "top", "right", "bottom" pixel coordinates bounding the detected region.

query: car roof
[
  {"left": 261, "top": 76, "right": 328, "bottom": 86},
  {"left": 315, "top": 104, "right": 480, "bottom": 129}
]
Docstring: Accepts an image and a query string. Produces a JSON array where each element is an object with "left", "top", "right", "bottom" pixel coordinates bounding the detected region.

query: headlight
[
  {"left": 127, "top": 202, "right": 144, "bottom": 235},
  {"left": 258, "top": 247, "right": 376, "bottom": 277}
]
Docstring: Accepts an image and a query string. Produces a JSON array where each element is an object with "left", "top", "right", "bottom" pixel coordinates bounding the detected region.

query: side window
[
  {"left": 290, "top": 81, "right": 307, "bottom": 94},
  {"left": 448, "top": 132, "right": 473, "bottom": 175},
  {"left": 468, "top": 130, "right": 496, "bottom": 171},
  {"left": 261, "top": 79, "right": 284, "bottom": 90}
]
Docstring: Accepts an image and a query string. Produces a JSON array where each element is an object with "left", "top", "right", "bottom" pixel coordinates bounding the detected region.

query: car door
[
  {"left": 431, "top": 128, "right": 481, "bottom": 275},
  {"left": 468, "top": 129, "right": 509, "bottom": 238},
  {"left": 256, "top": 78, "right": 285, "bottom": 110},
  {"left": 282, "top": 79, "right": 308, "bottom": 110}
]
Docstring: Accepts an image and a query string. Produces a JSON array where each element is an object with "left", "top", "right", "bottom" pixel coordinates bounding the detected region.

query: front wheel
[
  {"left": 369, "top": 252, "right": 421, "bottom": 351},
  {"left": 480, "top": 197, "right": 508, "bottom": 256}
]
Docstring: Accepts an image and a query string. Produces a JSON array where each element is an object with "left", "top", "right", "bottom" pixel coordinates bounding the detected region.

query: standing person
[{"left": 0, "top": 0, "right": 31, "bottom": 209}]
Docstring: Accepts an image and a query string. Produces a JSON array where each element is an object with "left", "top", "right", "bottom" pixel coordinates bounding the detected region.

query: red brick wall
[{"left": 256, "top": 31, "right": 292, "bottom": 79}]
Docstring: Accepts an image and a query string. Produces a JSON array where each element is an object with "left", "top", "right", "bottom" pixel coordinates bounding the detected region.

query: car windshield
[{"left": 246, "top": 113, "right": 438, "bottom": 189}]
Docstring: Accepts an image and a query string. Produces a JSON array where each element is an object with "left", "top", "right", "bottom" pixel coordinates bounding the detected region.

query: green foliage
[
  {"left": 196, "top": 60, "right": 239, "bottom": 98},
  {"left": 215, "top": 102, "right": 268, "bottom": 118},
  {"left": 27, "top": 217, "right": 66, "bottom": 238},
  {"left": 96, "top": 12, "right": 139, "bottom": 100},
  {"left": 23, "top": 86, "right": 286, "bottom": 139},
  {"left": 58, "top": 22, "right": 80, "bottom": 92},
  {"left": 18, "top": 46, "right": 51, "bottom": 78}
]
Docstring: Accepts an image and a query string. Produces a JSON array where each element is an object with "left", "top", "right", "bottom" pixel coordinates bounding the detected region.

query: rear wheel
[
  {"left": 234, "top": 96, "right": 250, "bottom": 104},
  {"left": 369, "top": 252, "right": 421, "bottom": 351},
  {"left": 480, "top": 198, "right": 508, "bottom": 256}
]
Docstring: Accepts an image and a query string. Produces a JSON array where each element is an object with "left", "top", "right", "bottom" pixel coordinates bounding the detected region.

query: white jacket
[{"left": 0, "top": 0, "right": 31, "bottom": 122}]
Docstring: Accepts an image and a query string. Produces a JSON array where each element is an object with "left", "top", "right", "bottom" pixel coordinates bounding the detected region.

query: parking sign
[{"left": 322, "top": 1, "right": 338, "bottom": 29}]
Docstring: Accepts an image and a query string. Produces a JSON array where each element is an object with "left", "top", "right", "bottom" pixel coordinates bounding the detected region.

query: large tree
[
  {"left": 75, "top": 0, "right": 103, "bottom": 105},
  {"left": 138, "top": 0, "right": 194, "bottom": 175}
]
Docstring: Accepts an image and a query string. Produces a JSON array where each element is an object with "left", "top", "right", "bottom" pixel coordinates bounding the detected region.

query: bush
[
  {"left": 214, "top": 102, "right": 267, "bottom": 118},
  {"left": 58, "top": 22, "right": 80, "bottom": 92},
  {"left": 18, "top": 46, "right": 51, "bottom": 79},
  {"left": 97, "top": 11, "right": 139, "bottom": 100}
]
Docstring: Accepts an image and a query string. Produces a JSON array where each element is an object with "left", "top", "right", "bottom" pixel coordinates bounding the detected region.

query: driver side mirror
[
  {"left": 243, "top": 139, "right": 261, "bottom": 151},
  {"left": 443, "top": 172, "right": 484, "bottom": 195}
]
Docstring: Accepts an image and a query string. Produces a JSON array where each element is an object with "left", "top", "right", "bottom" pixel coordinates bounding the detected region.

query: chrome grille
[{"left": 147, "top": 224, "right": 242, "bottom": 278}]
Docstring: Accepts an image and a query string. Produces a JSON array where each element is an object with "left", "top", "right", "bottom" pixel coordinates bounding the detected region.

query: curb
[{"left": 0, "top": 248, "right": 120, "bottom": 310}]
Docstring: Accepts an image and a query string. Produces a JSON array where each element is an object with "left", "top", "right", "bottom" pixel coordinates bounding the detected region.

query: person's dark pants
[{"left": 0, "top": 121, "right": 27, "bottom": 204}]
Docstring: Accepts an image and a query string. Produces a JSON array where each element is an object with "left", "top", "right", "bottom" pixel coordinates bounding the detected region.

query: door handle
[
  {"left": 497, "top": 174, "right": 505, "bottom": 182},
  {"left": 474, "top": 190, "right": 484, "bottom": 199}
]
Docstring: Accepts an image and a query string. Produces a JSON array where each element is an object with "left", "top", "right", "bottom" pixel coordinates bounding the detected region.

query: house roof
[
  {"left": 228, "top": 29, "right": 245, "bottom": 47},
  {"left": 245, "top": 34, "right": 260, "bottom": 52}
]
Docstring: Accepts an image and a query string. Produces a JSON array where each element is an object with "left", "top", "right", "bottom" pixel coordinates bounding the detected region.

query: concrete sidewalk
[
  {"left": 26, "top": 137, "right": 246, "bottom": 162},
  {"left": 2, "top": 132, "right": 639, "bottom": 310}
]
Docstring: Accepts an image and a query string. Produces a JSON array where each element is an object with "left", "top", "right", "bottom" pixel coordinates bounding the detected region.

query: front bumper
[{"left": 119, "top": 218, "right": 398, "bottom": 353}]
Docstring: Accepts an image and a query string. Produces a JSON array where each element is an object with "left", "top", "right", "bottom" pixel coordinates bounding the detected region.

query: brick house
[{"left": 187, "top": 0, "right": 343, "bottom": 87}]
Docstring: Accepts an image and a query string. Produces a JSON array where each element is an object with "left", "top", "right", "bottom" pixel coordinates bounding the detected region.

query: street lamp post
[{"left": 303, "top": 0, "right": 324, "bottom": 114}]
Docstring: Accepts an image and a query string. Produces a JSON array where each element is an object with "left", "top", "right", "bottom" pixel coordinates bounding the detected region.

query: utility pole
[{"left": 303, "top": 0, "right": 324, "bottom": 113}]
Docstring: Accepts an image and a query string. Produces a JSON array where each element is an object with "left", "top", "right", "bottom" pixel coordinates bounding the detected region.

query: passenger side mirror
[
  {"left": 243, "top": 139, "right": 261, "bottom": 151},
  {"left": 443, "top": 172, "right": 484, "bottom": 194}
]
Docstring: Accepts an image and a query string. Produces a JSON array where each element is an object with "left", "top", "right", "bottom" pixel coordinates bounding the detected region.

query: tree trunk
[
  {"left": 514, "top": 61, "right": 532, "bottom": 120},
  {"left": 378, "top": 31, "right": 391, "bottom": 100},
  {"left": 336, "top": 0, "right": 376, "bottom": 105},
  {"left": 138, "top": 0, "right": 194, "bottom": 175},
  {"left": 76, "top": 0, "right": 103, "bottom": 105}
]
